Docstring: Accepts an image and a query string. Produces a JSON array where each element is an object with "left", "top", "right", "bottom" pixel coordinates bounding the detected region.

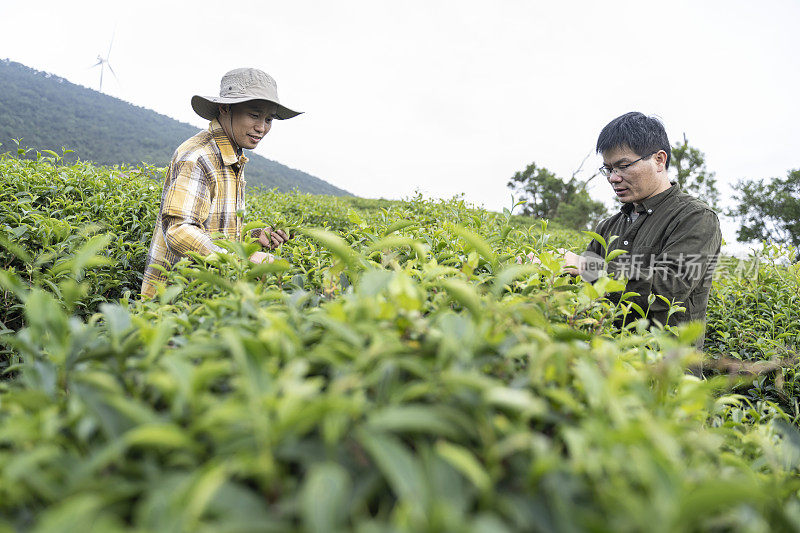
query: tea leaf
[
  {"left": 366, "top": 404, "right": 464, "bottom": 438},
  {"left": 302, "top": 462, "right": 351, "bottom": 533},
  {"left": 439, "top": 278, "right": 481, "bottom": 316},
  {"left": 356, "top": 429, "right": 428, "bottom": 505},
  {"left": 124, "top": 423, "right": 196, "bottom": 450},
  {"left": 299, "top": 227, "right": 362, "bottom": 269},
  {"left": 435, "top": 440, "right": 491, "bottom": 492}
]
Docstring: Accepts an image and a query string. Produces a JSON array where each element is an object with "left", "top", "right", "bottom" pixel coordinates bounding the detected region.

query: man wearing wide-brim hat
[{"left": 141, "top": 68, "right": 301, "bottom": 299}]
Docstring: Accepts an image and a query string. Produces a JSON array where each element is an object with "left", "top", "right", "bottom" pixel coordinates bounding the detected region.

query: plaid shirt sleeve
[{"left": 161, "top": 157, "right": 223, "bottom": 257}]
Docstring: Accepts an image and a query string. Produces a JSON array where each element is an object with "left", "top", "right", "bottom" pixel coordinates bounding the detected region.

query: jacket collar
[
  {"left": 620, "top": 182, "right": 679, "bottom": 215},
  {"left": 209, "top": 119, "right": 249, "bottom": 167}
]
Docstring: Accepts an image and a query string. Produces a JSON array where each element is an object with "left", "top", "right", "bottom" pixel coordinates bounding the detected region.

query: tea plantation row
[{"left": 1, "top": 152, "right": 800, "bottom": 531}]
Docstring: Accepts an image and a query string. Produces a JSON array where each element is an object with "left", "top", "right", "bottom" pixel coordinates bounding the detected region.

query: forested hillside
[{"left": 0, "top": 59, "right": 350, "bottom": 196}]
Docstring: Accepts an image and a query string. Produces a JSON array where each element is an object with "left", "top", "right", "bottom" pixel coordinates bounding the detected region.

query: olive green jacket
[{"left": 585, "top": 184, "right": 721, "bottom": 345}]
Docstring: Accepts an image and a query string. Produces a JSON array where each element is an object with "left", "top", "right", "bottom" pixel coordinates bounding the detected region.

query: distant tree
[
  {"left": 671, "top": 134, "right": 720, "bottom": 209},
  {"left": 729, "top": 169, "right": 800, "bottom": 248},
  {"left": 507, "top": 163, "right": 563, "bottom": 220},
  {"left": 507, "top": 160, "right": 607, "bottom": 230}
]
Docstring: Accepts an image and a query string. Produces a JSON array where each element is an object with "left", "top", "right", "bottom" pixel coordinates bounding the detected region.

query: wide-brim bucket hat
[{"left": 191, "top": 68, "right": 302, "bottom": 121}]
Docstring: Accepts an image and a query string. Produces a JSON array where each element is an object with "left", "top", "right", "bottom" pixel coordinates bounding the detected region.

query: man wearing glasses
[{"left": 559, "top": 111, "right": 721, "bottom": 346}]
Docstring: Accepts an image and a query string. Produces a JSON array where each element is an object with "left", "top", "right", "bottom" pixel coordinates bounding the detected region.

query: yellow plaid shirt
[{"left": 141, "top": 119, "right": 248, "bottom": 298}]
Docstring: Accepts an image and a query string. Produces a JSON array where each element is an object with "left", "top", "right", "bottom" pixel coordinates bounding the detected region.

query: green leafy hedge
[
  {"left": 0, "top": 151, "right": 159, "bottom": 332},
  {"left": 1, "top": 154, "right": 800, "bottom": 531},
  {"left": 705, "top": 243, "right": 800, "bottom": 409}
]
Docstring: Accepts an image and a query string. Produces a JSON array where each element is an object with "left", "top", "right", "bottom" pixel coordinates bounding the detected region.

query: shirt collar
[
  {"left": 620, "top": 182, "right": 679, "bottom": 215},
  {"left": 209, "top": 119, "right": 248, "bottom": 167}
]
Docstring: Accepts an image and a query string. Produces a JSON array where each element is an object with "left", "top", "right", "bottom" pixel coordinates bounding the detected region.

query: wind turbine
[{"left": 91, "top": 32, "right": 117, "bottom": 92}]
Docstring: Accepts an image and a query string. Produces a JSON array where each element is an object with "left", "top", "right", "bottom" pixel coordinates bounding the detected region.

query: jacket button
[
  {"left": 647, "top": 209, "right": 653, "bottom": 214},
  {"left": 623, "top": 240, "right": 629, "bottom": 245}
]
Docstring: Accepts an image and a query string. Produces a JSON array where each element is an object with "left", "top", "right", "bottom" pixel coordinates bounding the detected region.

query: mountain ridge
[{"left": 0, "top": 59, "right": 351, "bottom": 196}]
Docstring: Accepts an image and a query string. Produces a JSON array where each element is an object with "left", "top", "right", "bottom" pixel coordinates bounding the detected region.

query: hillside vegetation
[
  {"left": 0, "top": 59, "right": 350, "bottom": 196},
  {"left": 1, "top": 153, "right": 800, "bottom": 531}
]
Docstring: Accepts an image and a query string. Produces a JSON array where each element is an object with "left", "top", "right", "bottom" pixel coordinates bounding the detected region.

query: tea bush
[
  {"left": 0, "top": 151, "right": 160, "bottom": 332},
  {"left": 2, "top": 154, "right": 800, "bottom": 531},
  {"left": 705, "top": 243, "right": 800, "bottom": 411}
]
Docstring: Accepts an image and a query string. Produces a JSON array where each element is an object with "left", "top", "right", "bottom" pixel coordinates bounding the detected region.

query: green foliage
[
  {"left": 705, "top": 243, "right": 800, "bottom": 410},
  {"left": 729, "top": 168, "right": 800, "bottom": 249},
  {"left": 2, "top": 156, "right": 800, "bottom": 530},
  {"left": 0, "top": 151, "right": 159, "bottom": 332},
  {"left": 671, "top": 134, "right": 720, "bottom": 209},
  {"left": 0, "top": 59, "right": 350, "bottom": 196},
  {"left": 507, "top": 162, "right": 607, "bottom": 230}
]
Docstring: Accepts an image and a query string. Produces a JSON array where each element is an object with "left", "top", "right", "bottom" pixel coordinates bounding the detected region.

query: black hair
[{"left": 596, "top": 112, "right": 671, "bottom": 169}]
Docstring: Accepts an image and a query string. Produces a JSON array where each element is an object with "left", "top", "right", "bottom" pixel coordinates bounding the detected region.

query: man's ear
[
  {"left": 218, "top": 104, "right": 231, "bottom": 116},
  {"left": 655, "top": 150, "right": 668, "bottom": 171}
]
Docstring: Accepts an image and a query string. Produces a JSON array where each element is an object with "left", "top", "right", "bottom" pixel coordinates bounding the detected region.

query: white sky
[{"left": 2, "top": 0, "right": 798, "bottom": 255}]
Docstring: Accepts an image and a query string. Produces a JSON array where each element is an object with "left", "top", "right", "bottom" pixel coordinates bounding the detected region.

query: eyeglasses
[{"left": 599, "top": 151, "right": 656, "bottom": 177}]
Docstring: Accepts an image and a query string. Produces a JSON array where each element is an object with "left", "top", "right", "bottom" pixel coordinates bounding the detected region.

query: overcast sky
[{"left": 2, "top": 0, "right": 798, "bottom": 255}]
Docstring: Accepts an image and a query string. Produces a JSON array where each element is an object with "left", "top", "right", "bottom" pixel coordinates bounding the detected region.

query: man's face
[
  {"left": 601, "top": 145, "right": 670, "bottom": 205},
  {"left": 219, "top": 100, "right": 278, "bottom": 150}
]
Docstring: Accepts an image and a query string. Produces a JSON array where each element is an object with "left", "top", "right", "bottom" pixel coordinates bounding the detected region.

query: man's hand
[
  {"left": 516, "top": 251, "right": 542, "bottom": 265},
  {"left": 558, "top": 248, "right": 583, "bottom": 276},
  {"left": 255, "top": 227, "right": 291, "bottom": 250},
  {"left": 249, "top": 251, "right": 274, "bottom": 264},
  {"left": 516, "top": 248, "right": 583, "bottom": 276}
]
